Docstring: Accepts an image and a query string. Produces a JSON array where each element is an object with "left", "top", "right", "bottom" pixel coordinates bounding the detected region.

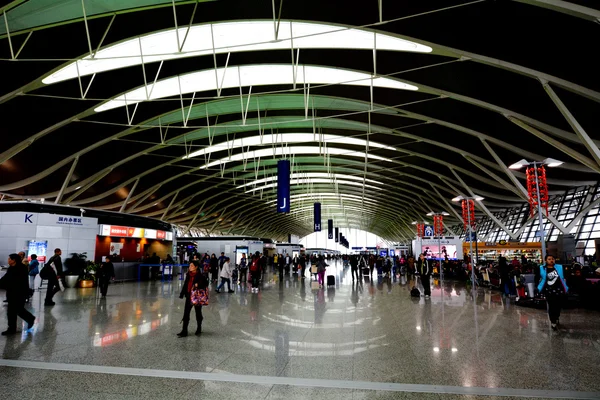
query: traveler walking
[
  {"left": 210, "top": 254, "right": 219, "bottom": 282},
  {"left": 249, "top": 252, "right": 261, "bottom": 293},
  {"left": 0, "top": 254, "right": 35, "bottom": 335},
  {"left": 98, "top": 256, "right": 116, "bottom": 297},
  {"left": 417, "top": 253, "right": 432, "bottom": 298},
  {"left": 42, "top": 248, "right": 63, "bottom": 306},
  {"left": 537, "top": 255, "right": 568, "bottom": 330},
  {"left": 350, "top": 255, "right": 359, "bottom": 281},
  {"left": 178, "top": 261, "right": 208, "bottom": 337},
  {"left": 239, "top": 253, "right": 248, "bottom": 285},
  {"left": 216, "top": 257, "right": 235, "bottom": 293},
  {"left": 316, "top": 256, "right": 328, "bottom": 287},
  {"left": 284, "top": 253, "right": 291, "bottom": 275},
  {"left": 27, "top": 254, "right": 39, "bottom": 297},
  {"left": 299, "top": 254, "right": 307, "bottom": 278}
]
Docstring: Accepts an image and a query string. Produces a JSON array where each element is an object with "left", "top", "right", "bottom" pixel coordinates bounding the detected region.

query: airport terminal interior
[{"left": 1, "top": 0, "right": 600, "bottom": 399}]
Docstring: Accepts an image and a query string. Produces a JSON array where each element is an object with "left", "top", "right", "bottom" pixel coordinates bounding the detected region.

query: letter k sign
[{"left": 24, "top": 214, "right": 34, "bottom": 223}]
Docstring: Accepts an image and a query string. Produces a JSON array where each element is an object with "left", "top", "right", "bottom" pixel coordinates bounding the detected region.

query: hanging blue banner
[
  {"left": 314, "top": 202, "right": 321, "bottom": 231},
  {"left": 277, "top": 160, "right": 290, "bottom": 213},
  {"left": 334, "top": 227, "right": 339, "bottom": 242},
  {"left": 327, "top": 219, "right": 333, "bottom": 239}
]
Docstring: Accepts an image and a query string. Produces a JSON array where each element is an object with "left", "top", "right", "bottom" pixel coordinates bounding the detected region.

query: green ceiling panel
[
  {"left": 168, "top": 116, "right": 393, "bottom": 144},
  {"left": 147, "top": 94, "right": 398, "bottom": 127},
  {"left": 1, "top": 0, "right": 212, "bottom": 36}
]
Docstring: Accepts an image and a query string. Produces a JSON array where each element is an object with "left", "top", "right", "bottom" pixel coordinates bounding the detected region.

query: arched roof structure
[{"left": 1, "top": 0, "right": 599, "bottom": 241}]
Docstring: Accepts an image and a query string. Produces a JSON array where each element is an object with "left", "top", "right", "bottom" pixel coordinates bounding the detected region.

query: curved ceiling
[{"left": 0, "top": 0, "right": 599, "bottom": 242}]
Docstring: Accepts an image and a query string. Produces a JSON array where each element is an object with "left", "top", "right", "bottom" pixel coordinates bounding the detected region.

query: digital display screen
[{"left": 421, "top": 245, "right": 458, "bottom": 259}]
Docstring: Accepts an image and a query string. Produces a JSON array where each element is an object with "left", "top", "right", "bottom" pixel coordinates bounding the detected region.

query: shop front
[{"left": 464, "top": 241, "right": 542, "bottom": 264}]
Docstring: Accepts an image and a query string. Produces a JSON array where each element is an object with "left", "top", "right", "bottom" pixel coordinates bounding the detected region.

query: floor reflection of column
[{"left": 472, "top": 285, "right": 480, "bottom": 357}]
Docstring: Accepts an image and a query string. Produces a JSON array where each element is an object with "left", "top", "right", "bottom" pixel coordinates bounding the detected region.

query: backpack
[
  {"left": 249, "top": 259, "right": 259, "bottom": 272},
  {"left": 410, "top": 287, "right": 420, "bottom": 297}
]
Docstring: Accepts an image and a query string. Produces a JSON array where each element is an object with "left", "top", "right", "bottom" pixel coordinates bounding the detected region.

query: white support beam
[
  {"left": 119, "top": 179, "right": 140, "bottom": 213},
  {"left": 93, "top": 14, "right": 116, "bottom": 58},
  {"left": 55, "top": 157, "right": 79, "bottom": 204},
  {"left": 480, "top": 139, "right": 529, "bottom": 197},
  {"left": 183, "top": 200, "right": 207, "bottom": 236},
  {"left": 506, "top": 115, "right": 600, "bottom": 173},
  {"left": 450, "top": 168, "right": 518, "bottom": 239},
  {"left": 161, "top": 190, "right": 179, "bottom": 220},
  {"left": 271, "top": 0, "right": 283, "bottom": 40},
  {"left": 14, "top": 31, "right": 32, "bottom": 59},
  {"left": 542, "top": 80, "right": 600, "bottom": 169},
  {"left": 80, "top": 0, "right": 93, "bottom": 57},
  {"left": 180, "top": 0, "right": 199, "bottom": 52},
  {"left": 3, "top": 11, "right": 14, "bottom": 59},
  {"left": 171, "top": 0, "right": 181, "bottom": 51}
]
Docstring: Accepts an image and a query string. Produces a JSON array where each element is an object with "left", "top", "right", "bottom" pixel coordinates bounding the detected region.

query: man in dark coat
[
  {"left": 99, "top": 255, "right": 116, "bottom": 297},
  {"left": 43, "top": 248, "right": 63, "bottom": 306},
  {"left": 0, "top": 254, "right": 35, "bottom": 335}
]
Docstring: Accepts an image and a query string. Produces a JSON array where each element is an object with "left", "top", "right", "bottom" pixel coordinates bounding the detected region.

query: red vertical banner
[
  {"left": 461, "top": 200, "right": 475, "bottom": 231},
  {"left": 416, "top": 223, "right": 425, "bottom": 238},
  {"left": 526, "top": 165, "right": 549, "bottom": 217},
  {"left": 433, "top": 215, "right": 444, "bottom": 236}
]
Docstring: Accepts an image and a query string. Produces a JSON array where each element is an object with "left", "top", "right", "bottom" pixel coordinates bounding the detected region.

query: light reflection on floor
[{"left": 0, "top": 259, "right": 599, "bottom": 397}]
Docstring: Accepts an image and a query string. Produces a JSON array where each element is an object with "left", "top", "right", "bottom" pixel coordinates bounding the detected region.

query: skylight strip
[
  {"left": 43, "top": 20, "right": 432, "bottom": 85},
  {"left": 236, "top": 173, "right": 382, "bottom": 189},
  {"left": 184, "top": 133, "right": 395, "bottom": 160},
  {"left": 245, "top": 179, "right": 383, "bottom": 193},
  {"left": 95, "top": 64, "right": 418, "bottom": 112},
  {"left": 198, "top": 146, "right": 391, "bottom": 170}
]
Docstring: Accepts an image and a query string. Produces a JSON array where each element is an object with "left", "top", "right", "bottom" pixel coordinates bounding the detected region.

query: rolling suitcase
[{"left": 327, "top": 275, "right": 335, "bottom": 287}]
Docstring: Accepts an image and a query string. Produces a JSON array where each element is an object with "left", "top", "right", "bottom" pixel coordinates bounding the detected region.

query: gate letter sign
[{"left": 277, "top": 160, "right": 290, "bottom": 213}]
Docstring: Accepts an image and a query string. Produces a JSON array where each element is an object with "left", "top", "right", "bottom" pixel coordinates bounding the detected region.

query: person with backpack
[
  {"left": 417, "top": 253, "right": 431, "bottom": 298},
  {"left": 537, "top": 254, "right": 568, "bottom": 330},
  {"left": 0, "top": 254, "right": 35, "bottom": 335},
  {"left": 249, "top": 252, "right": 261, "bottom": 293},
  {"left": 177, "top": 260, "right": 209, "bottom": 337}
]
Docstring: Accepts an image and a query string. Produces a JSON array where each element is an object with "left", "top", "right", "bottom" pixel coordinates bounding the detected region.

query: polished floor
[{"left": 0, "top": 261, "right": 599, "bottom": 399}]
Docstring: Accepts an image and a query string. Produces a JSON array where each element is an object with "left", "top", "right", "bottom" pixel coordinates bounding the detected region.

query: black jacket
[
  {"left": 417, "top": 258, "right": 431, "bottom": 276},
  {"left": 180, "top": 272, "right": 209, "bottom": 298},
  {"left": 0, "top": 264, "right": 30, "bottom": 302},
  {"left": 99, "top": 261, "right": 115, "bottom": 278},
  {"left": 46, "top": 254, "right": 63, "bottom": 275}
]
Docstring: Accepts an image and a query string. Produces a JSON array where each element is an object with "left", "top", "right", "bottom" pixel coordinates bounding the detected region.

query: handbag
[
  {"left": 311, "top": 265, "right": 317, "bottom": 274},
  {"left": 190, "top": 288, "right": 209, "bottom": 306}
]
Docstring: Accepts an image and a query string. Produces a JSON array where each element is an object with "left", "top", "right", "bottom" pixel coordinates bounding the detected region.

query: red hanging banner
[
  {"left": 415, "top": 223, "right": 425, "bottom": 238},
  {"left": 526, "top": 165, "right": 549, "bottom": 217},
  {"left": 433, "top": 215, "right": 444, "bottom": 236},
  {"left": 461, "top": 200, "right": 476, "bottom": 231}
]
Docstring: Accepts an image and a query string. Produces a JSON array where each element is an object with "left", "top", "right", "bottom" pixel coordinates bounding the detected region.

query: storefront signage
[{"left": 99, "top": 225, "right": 173, "bottom": 241}]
